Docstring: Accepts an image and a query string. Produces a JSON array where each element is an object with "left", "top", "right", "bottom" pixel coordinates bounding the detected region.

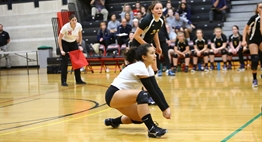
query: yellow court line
[{"left": 0, "top": 107, "right": 113, "bottom": 136}]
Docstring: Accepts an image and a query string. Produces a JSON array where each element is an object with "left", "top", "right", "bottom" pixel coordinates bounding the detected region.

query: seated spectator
[
  {"left": 116, "top": 18, "right": 132, "bottom": 46},
  {"left": 133, "top": 1, "right": 141, "bottom": 18},
  {"left": 120, "top": 4, "right": 134, "bottom": 21},
  {"left": 166, "top": 9, "right": 176, "bottom": 29},
  {"left": 140, "top": 6, "right": 147, "bottom": 17},
  {"left": 191, "top": 29, "right": 209, "bottom": 72},
  {"left": 132, "top": 19, "right": 139, "bottom": 32},
  {"left": 126, "top": 32, "right": 134, "bottom": 49},
  {"left": 227, "top": 25, "right": 242, "bottom": 70},
  {"left": 162, "top": 1, "right": 175, "bottom": 17},
  {"left": 107, "top": 14, "right": 120, "bottom": 43},
  {"left": 166, "top": 23, "right": 177, "bottom": 46},
  {"left": 209, "top": 27, "right": 228, "bottom": 70},
  {"left": 209, "top": 0, "right": 227, "bottom": 23},
  {"left": 97, "top": 22, "right": 110, "bottom": 48},
  {"left": 125, "top": 13, "right": 133, "bottom": 26},
  {"left": 172, "top": 32, "right": 191, "bottom": 73},
  {"left": 90, "top": 0, "right": 108, "bottom": 21},
  {"left": 173, "top": 12, "right": 195, "bottom": 41},
  {"left": 177, "top": 2, "right": 192, "bottom": 22},
  {"left": 136, "top": 12, "right": 143, "bottom": 23}
]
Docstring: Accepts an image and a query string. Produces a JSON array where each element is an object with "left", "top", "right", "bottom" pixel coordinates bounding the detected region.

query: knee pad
[
  {"left": 185, "top": 53, "right": 190, "bottom": 58},
  {"left": 203, "top": 52, "right": 209, "bottom": 56},
  {"left": 131, "top": 119, "right": 143, "bottom": 124},
  {"left": 136, "top": 91, "right": 148, "bottom": 104},
  {"left": 251, "top": 54, "right": 259, "bottom": 70},
  {"left": 193, "top": 52, "right": 198, "bottom": 57},
  {"left": 209, "top": 51, "right": 214, "bottom": 55},
  {"left": 154, "top": 71, "right": 157, "bottom": 75},
  {"left": 228, "top": 52, "right": 233, "bottom": 56},
  {"left": 173, "top": 54, "right": 178, "bottom": 58},
  {"left": 221, "top": 49, "right": 227, "bottom": 55}
]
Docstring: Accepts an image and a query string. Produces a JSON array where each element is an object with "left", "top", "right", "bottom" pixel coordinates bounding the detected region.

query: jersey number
[
  {"left": 234, "top": 41, "right": 237, "bottom": 46},
  {"left": 217, "top": 43, "right": 221, "bottom": 46},
  {"left": 150, "top": 29, "right": 159, "bottom": 35}
]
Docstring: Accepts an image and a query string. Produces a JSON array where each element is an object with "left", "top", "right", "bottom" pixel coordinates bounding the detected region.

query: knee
[
  {"left": 251, "top": 54, "right": 259, "bottom": 70},
  {"left": 136, "top": 91, "right": 148, "bottom": 104},
  {"left": 193, "top": 52, "right": 197, "bottom": 57},
  {"left": 185, "top": 53, "right": 190, "bottom": 58},
  {"left": 228, "top": 52, "right": 232, "bottom": 56},
  {"left": 203, "top": 52, "right": 209, "bottom": 56},
  {"left": 209, "top": 51, "right": 214, "bottom": 55},
  {"left": 221, "top": 49, "right": 227, "bottom": 55},
  {"left": 173, "top": 53, "right": 178, "bottom": 58}
]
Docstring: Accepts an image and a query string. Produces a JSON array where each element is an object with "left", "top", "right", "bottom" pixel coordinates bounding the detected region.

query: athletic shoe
[
  {"left": 227, "top": 64, "right": 232, "bottom": 70},
  {"left": 157, "top": 70, "right": 162, "bottom": 76},
  {"left": 148, "top": 97, "right": 156, "bottom": 105},
  {"left": 204, "top": 66, "right": 209, "bottom": 72},
  {"left": 252, "top": 79, "right": 258, "bottom": 87},
  {"left": 222, "top": 65, "right": 227, "bottom": 71},
  {"left": 148, "top": 125, "right": 167, "bottom": 138},
  {"left": 237, "top": 66, "right": 245, "bottom": 71},
  {"left": 168, "top": 69, "right": 175, "bottom": 76},
  {"left": 191, "top": 66, "right": 196, "bottom": 72},
  {"left": 104, "top": 118, "right": 120, "bottom": 128},
  {"left": 210, "top": 65, "right": 214, "bottom": 71}
]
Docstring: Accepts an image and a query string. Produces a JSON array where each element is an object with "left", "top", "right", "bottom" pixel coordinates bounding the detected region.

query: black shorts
[
  {"left": 249, "top": 38, "right": 262, "bottom": 46},
  {"left": 105, "top": 85, "right": 119, "bottom": 107}
]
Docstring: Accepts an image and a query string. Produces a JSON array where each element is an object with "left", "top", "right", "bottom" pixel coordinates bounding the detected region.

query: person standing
[
  {"left": 0, "top": 24, "right": 11, "bottom": 68},
  {"left": 90, "top": 0, "right": 109, "bottom": 21},
  {"left": 58, "top": 14, "right": 86, "bottom": 86}
]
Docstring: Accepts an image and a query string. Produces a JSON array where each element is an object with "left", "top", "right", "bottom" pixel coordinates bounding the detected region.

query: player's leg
[
  {"left": 203, "top": 50, "right": 209, "bottom": 71},
  {"left": 192, "top": 51, "right": 198, "bottom": 72},
  {"left": 184, "top": 52, "right": 191, "bottom": 72},
  {"left": 249, "top": 43, "right": 259, "bottom": 86},
  {"left": 221, "top": 49, "right": 228, "bottom": 70},
  {"left": 209, "top": 49, "right": 215, "bottom": 70},
  {"left": 172, "top": 53, "right": 179, "bottom": 72},
  {"left": 227, "top": 48, "right": 233, "bottom": 70},
  {"left": 237, "top": 47, "right": 246, "bottom": 71}
]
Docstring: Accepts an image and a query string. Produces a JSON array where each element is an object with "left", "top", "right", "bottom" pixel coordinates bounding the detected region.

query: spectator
[
  {"left": 107, "top": 14, "right": 120, "bottom": 43},
  {"left": 178, "top": 2, "right": 192, "bottom": 22},
  {"left": 126, "top": 32, "right": 134, "bottom": 49},
  {"left": 132, "top": 19, "right": 139, "bottom": 32},
  {"left": 172, "top": 32, "right": 191, "bottom": 73},
  {"left": 136, "top": 12, "right": 143, "bottom": 23},
  {"left": 116, "top": 18, "right": 132, "bottom": 46},
  {"left": 173, "top": 12, "right": 195, "bottom": 41},
  {"left": 133, "top": 1, "right": 141, "bottom": 18},
  {"left": 166, "top": 24, "right": 177, "bottom": 68},
  {"left": 227, "top": 25, "right": 242, "bottom": 70},
  {"left": 90, "top": 0, "right": 109, "bottom": 21},
  {"left": 209, "top": 0, "right": 227, "bottom": 23},
  {"left": 125, "top": 12, "right": 133, "bottom": 26},
  {"left": 162, "top": 1, "right": 174, "bottom": 17},
  {"left": 140, "top": 6, "right": 147, "bottom": 17},
  {"left": 166, "top": 9, "right": 176, "bottom": 29},
  {"left": 209, "top": 27, "right": 228, "bottom": 71},
  {"left": 0, "top": 24, "right": 11, "bottom": 68},
  {"left": 97, "top": 22, "right": 110, "bottom": 48},
  {"left": 120, "top": 4, "right": 134, "bottom": 20}
]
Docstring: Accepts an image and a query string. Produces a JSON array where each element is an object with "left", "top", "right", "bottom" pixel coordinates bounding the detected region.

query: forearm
[
  {"left": 58, "top": 37, "right": 63, "bottom": 51},
  {"left": 154, "top": 33, "right": 161, "bottom": 48},
  {"left": 134, "top": 35, "right": 147, "bottom": 44},
  {"left": 242, "top": 26, "right": 248, "bottom": 41},
  {"left": 90, "top": 0, "right": 95, "bottom": 5}
]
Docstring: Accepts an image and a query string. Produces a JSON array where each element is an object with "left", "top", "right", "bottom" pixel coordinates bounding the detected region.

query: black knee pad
[
  {"left": 154, "top": 71, "right": 157, "bottom": 75},
  {"left": 209, "top": 52, "right": 214, "bottom": 55},
  {"left": 193, "top": 52, "right": 198, "bottom": 57},
  {"left": 185, "top": 53, "right": 190, "bottom": 58},
  {"left": 228, "top": 52, "right": 233, "bottom": 56},
  {"left": 203, "top": 52, "right": 209, "bottom": 56},
  {"left": 131, "top": 119, "right": 143, "bottom": 124},
  {"left": 221, "top": 49, "right": 227, "bottom": 55},
  {"left": 136, "top": 91, "right": 148, "bottom": 104},
  {"left": 173, "top": 54, "right": 178, "bottom": 58},
  {"left": 251, "top": 54, "right": 259, "bottom": 70}
]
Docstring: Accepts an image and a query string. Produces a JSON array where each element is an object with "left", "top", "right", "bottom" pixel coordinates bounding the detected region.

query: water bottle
[
  {"left": 217, "top": 62, "right": 220, "bottom": 70},
  {"left": 198, "top": 63, "right": 201, "bottom": 71}
]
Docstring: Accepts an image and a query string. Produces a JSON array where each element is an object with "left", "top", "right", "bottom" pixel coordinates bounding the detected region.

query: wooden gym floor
[{"left": 0, "top": 68, "right": 261, "bottom": 142}]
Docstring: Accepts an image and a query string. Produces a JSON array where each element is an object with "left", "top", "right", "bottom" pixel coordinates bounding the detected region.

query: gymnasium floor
[{"left": 0, "top": 68, "right": 261, "bottom": 142}]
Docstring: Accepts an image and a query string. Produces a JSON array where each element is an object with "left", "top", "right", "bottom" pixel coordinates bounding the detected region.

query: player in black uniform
[
  {"left": 209, "top": 27, "right": 228, "bottom": 71},
  {"left": 227, "top": 25, "right": 243, "bottom": 70},
  {"left": 191, "top": 29, "right": 209, "bottom": 72},
  {"left": 242, "top": 3, "right": 262, "bottom": 87},
  {"left": 173, "top": 32, "right": 191, "bottom": 72},
  {"left": 132, "top": 1, "right": 163, "bottom": 73}
]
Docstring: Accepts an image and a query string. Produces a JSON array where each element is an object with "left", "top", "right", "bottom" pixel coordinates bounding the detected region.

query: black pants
[
  {"left": 117, "top": 36, "right": 128, "bottom": 46},
  {"left": 61, "top": 40, "right": 82, "bottom": 83},
  {"left": 209, "top": 9, "right": 226, "bottom": 22},
  {"left": 99, "top": 39, "right": 110, "bottom": 49},
  {"left": 156, "top": 40, "right": 171, "bottom": 70}
]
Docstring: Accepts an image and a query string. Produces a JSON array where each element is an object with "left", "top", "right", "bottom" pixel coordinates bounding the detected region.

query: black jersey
[
  {"left": 247, "top": 14, "right": 262, "bottom": 41},
  {"left": 0, "top": 31, "right": 10, "bottom": 46},
  {"left": 228, "top": 34, "right": 242, "bottom": 48},
  {"left": 132, "top": 13, "right": 164, "bottom": 46},
  {"left": 211, "top": 34, "right": 227, "bottom": 48},
  {"left": 175, "top": 40, "right": 188, "bottom": 52},
  {"left": 193, "top": 38, "right": 208, "bottom": 50}
]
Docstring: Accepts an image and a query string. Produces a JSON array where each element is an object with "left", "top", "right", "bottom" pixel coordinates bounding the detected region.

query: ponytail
[
  {"left": 125, "top": 46, "right": 137, "bottom": 64},
  {"left": 124, "top": 43, "right": 153, "bottom": 64}
]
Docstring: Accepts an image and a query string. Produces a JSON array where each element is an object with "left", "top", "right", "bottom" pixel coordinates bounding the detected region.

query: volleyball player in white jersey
[
  {"left": 58, "top": 14, "right": 86, "bottom": 86},
  {"left": 104, "top": 44, "right": 171, "bottom": 138}
]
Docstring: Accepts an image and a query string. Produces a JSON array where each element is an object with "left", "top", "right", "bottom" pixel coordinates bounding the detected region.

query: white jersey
[
  {"left": 60, "top": 22, "right": 82, "bottom": 42},
  {"left": 111, "top": 61, "right": 154, "bottom": 90}
]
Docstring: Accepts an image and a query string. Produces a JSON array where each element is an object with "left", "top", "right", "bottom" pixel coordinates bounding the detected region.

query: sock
[
  {"left": 112, "top": 116, "right": 123, "bottom": 125},
  {"left": 253, "top": 73, "right": 257, "bottom": 80},
  {"left": 142, "top": 114, "right": 155, "bottom": 130},
  {"left": 223, "top": 62, "right": 227, "bottom": 66},
  {"left": 185, "top": 66, "right": 188, "bottom": 69},
  {"left": 174, "top": 66, "right": 177, "bottom": 70},
  {"left": 193, "top": 64, "right": 196, "bottom": 69},
  {"left": 205, "top": 63, "right": 208, "bottom": 67},
  {"left": 228, "top": 61, "right": 232, "bottom": 65},
  {"left": 211, "top": 62, "right": 214, "bottom": 66}
]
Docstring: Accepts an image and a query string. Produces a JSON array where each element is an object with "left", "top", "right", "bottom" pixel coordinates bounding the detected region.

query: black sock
[
  {"left": 185, "top": 66, "right": 188, "bottom": 69},
  {"left": 211, "top": 62, "right": 214, "bottom": 66},
  {"left": 223, "top": 62, "right": 227, "bottom": 66},
  {"left": 142, "top": 114, "right": 154, "bottom": 130},
  {"left": 112, "top": 116, "right": 122, "bottom": 125},
  {"left": 205, "top": 63, "right": 208, "bottom": 67},
  {"left": 253, "top": 73, "right": 257, "bottom": 80},
  {"left": 174, "top": 66, "right": 177, "bottom": 70},
  {"left": 228, "top": 61, "right": 232, "bottom": 65},
  {"left": 193, "top": 64, "right": 196, "bottom": 68}
]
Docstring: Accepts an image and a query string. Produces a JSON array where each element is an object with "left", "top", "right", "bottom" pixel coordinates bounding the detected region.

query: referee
[
  {"left": 0, "top": 24, "right": 11, "bottom": 68},
  {"left": 58, "top": 14, "right": 86, "bottom": 86}
]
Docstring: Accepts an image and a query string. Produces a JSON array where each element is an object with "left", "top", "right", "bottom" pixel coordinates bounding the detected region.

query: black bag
[{"left": 47, "top": 66, "right": 60, "bottom": 74}]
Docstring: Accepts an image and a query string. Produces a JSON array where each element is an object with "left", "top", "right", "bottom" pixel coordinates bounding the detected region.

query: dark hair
[
  {"left": 69, "top": 14, "right": 76, "bottom": 21},
  {"left": 196, "top": 29, "right": 203, "bottom": 36},
  {"left": 125, "top": 44, "right": 153, "bottom": 63},
  {"left": 148, "top": 1, "right": 162, "bottom": 13},
  {"left": 100, "top": 21, "right": 106, "bottom": 27},
  {"left": 232, "top": 25, "right": 239, "bottom": 30},
  {"left": 232, "top": 25, "right": 241, "bottom": 40},
  {"left": 255, "top": 3, "right": 262, "bottom": 14}
]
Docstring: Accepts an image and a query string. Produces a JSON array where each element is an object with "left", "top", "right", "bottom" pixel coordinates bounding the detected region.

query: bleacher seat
[{"left": 106, "top": 43, "right": 120, "bottom": 56}]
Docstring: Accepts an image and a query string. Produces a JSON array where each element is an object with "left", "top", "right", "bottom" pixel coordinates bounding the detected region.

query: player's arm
[
  {"left": 184, "top": 45, "right": 190, "bottom": 54},
  {"left": 200, "top": 44, "right": 207, "bottom": 53},
  {"left": 218, "top": 35, "right": 227, "bottom": 50},
  {"left": 134, "top": 27, "right": 147, "bottom": 44},
  {"left": 174, "top": 46, "right": 183, "bottom": 55},
  {"left": 193, "top": 44, "right": 199, "bottom": 53},
  {"left": 153, "top": 32, "right": 162, "bottom": 54}
]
